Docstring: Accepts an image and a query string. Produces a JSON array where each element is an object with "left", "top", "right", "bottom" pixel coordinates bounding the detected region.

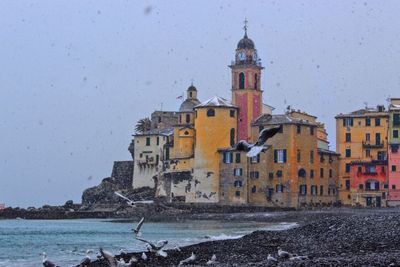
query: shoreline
[{"left": 83, "top": 208, "right": 400, "bottom": 266}]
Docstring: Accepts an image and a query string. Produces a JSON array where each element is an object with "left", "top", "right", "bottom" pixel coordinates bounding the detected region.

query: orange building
[{"left": 335, "top": 106, "right": 389, "bottom": 206}]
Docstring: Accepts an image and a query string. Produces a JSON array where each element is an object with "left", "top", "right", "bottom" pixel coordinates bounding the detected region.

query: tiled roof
[
  {"left": 195, "top": 96, "right": 237, "bottom": 109},
  {"left": 134, "top": 128, "right": 174, "bottom": 137},
  {"left": 253, "top": 114, "right": 318, "bottom": 126},
  {"left": 335, "top": 106, "right": 388, "bottom": 118}
]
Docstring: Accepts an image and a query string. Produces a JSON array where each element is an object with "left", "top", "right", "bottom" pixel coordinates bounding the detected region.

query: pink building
[{"left": 388, "top": 144, "right": 400, "bottom": 205}]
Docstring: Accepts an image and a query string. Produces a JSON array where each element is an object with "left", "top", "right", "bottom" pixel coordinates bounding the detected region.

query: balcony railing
[{"left": 362, "top": 141, "right": 384, "bottom": 149}]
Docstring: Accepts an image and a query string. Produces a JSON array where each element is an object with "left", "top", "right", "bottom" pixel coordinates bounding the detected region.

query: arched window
[
  {"left": 230, "top": 128, "right": 235, "bottom": 147},
  {"left": 254, "top": 73, "right": 258, "bottom": 89},
  {"left": 186, "top": 114, "right": 190, "bottom": 123},
  {"left": 207, "top": 108, "right": 215, "bottom": 117},
  {"left": 239, "top": 72, "right": 245, "bottom": 89},
  {"left": 189, "top": 92, "right": 192, "bottom": 98},
  {"left": 298, "top": 168, "right": 306, "bottom": 178}
]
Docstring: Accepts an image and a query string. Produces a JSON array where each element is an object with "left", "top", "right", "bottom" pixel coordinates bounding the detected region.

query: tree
[{"left": 135, "top": 117, "right": 151, "bottom": 134}]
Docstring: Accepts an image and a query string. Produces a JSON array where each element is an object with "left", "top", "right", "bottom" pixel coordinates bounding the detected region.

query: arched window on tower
[
  {"left": 239, "top": 72, "right": 245, "bottom": 89},
  {"left": 254, "top": 73, "right": 258, "bottom": 90},
  {"left": 185, "top": 114, "right": 190, "bottom": 123},
  {"left": 230, "top": 128, "right": 235, "bottom": 147},
  {"left": 189, "top": 92, "right": 192, "bottom": 98}
]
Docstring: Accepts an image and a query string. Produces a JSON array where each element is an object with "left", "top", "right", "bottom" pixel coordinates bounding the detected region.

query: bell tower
[{"left": 230, "top": 19, "right": 264, "bottom": 141}]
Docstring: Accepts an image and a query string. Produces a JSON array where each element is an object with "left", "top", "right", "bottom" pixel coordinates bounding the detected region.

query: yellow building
[{"left": 335, "top": 105, "right": 389, "bottom": 206}]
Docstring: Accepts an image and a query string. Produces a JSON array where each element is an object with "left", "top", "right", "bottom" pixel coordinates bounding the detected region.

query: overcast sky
[{"left": 1, "top": 1, "right": 400, "bottom": 207}]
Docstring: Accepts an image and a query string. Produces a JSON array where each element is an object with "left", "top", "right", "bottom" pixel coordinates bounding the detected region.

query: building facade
[
  {"left": 335, "top": 106, "right": 389, "bottom": 206},
  {"left": 388, "top": 99, "right": 400, "bottom": 205}
]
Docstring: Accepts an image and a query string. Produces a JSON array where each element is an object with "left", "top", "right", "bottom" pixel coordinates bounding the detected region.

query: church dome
[
  {"left": 187, "top": 85, "right": 197, "bottom": 91},
  {"left": 179, "top": 98, "right": 200, "bottom": 112},
  {"left": 237, "top": 34, "right": 255, "bottom": 49}
]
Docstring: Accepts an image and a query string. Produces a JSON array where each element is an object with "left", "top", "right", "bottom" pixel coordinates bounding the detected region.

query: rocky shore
[{"left": 87, "top": 209, "right": 400, "bottom": 266}]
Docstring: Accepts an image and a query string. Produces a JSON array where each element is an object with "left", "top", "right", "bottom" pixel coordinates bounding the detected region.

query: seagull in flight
[
  {"left": 40, "top": 252, "right": 59, "bottom": 267},
  {"left": 132, "top": 217, "right": 145, "bottom": 237},
  {"left": 236, "top": 125, "right": 282, "bottom": 157},
  {"left": 136, "top": 237, "right": 168, "bottom": 257},
  {"left": 114, "top": 191, "right": 154, "bottom": 207}
]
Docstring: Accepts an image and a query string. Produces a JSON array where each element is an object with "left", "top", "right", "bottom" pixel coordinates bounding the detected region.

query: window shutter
[
  {"left": 343, "top": 118, "right": 346, "bottom": 126},
  {"left": 240, "top": 168, "right": 243, "bottom": 176},
  {"left": 283, "top": 150, "right": 287, "bottom": 163},
  {"left": 223, "top": 152, "right": 227, "bottom": 163},
  {"left": 274, "top": 150, "right": 277, "bottom": 163}
]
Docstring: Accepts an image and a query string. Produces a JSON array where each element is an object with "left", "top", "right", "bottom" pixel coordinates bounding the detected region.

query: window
[
  {"left": 276, "top": 170, "right": 283, "bottom": 177},
  {"left": 377, "top": 151, "right": 385, "bottom": 160},
  {"left": 235, "top": 191, "right": 241, "bottom": 197},
  {"left": 276, "top": 184, "right": 283, "bottom": 193},
  {"left": 189, "top": 92, "right": 192, "bottom": 98},
  {"left": 311, "top": 185, "right": 317, "bottom": 196},
  {"left": 269, "top": 172, "right": 274, "bottom": 179},
  {"left": 343, "top": 117, "right": 353, "bottom": 127},
  {"left": 320, "top": 186, "right": 324, "bottom": 196},
  {"left": 375, "top": 118, "right": 381, "bottom": 126},
  {"left": 230, "top": 110, "right": 235, "bottom": 117},
  {"left": 298, "top": 169, "right": 306, "bottom": 178},
  {"left": 376, "top": 133, "right": 381, "bottom": 145},
  {"left": 235, "top": 153, "right": 241, "bottom": 163},
  {"left": 394, "top": 114, "right": 400, "bottom": 126},
  {"left": 299, "top": 185, "right": 307, "bottom": 195},
  {"left": 297, "top": 125, "right": 301, "bottom": 134},
  {"left": 223, "top": 152, "right": 233, "bottom": 163},
  {"left": 391, "top": 144, "right": 399, "bottom": 153},
  {"left": 345, "top": 133, "right": 351, "bottom": 142},
  {"left": 366, "top": 181, "right": 379, "bottom": 191},
  {"left": 158, "top": 116, "right": 162, "bottom": 123},
  {"left": 239, "top": 72, "right": 245, "bottom": 89},
  {"left": 186, "top": 114, "right": 190, "bottom": 123},
  {"left": 345, "top": 163, "right": 350, "bottom": 173},
  {"left": 329, "top": 169, "right": 333, "bottom": 178},
  {"left": 254, "top": 73, "right": 258, "bottom": 89},
  {"left": 310, "top": 127, "right": 314, "bottom": 135},
  {"left": 366, "top": 165, "right": 377, "bottom": 174},
  {"left": 381, "top": 166, "right": 386, "bottom": 173},
  {"left": 394, "top": 130, "right": 399, "bottom": 139},
  {"left": 184, "top": 131, "right": 189, "bottom": 135},
  {"left": 251, "top": 185, "right": 257, "bottom": 193},
  {"left": 274, "top": 149, "right": 287, "bottom": 163},
  {"left": 366, "top": 149, "right": 370, "bottom": 157},
  {"left": 156, "top": 136, "right": 159, "bottom": 146},
  {"left": 179, "top": 115, "right": 182, "bottom": 123},
  {"left": 251, "top": 154, "right": 260, "bottom": 163},
  {"left": 310, "top": 150, "right": 314, "bottom": 163},
  {"left": 234, "top": 168, "right": 243, "bottom": 176},
  {"left": 359, "top": 184, "right": 364, "bottom": 190},
  {"left": 310, "top": 169, "right": 314, "bottom": 178},
  {"left": 250, "top": 171, "right": 259, "bottom": 179},
  {"left": 392, "top": 165, "right": 397, "bottom": 172},
  {"left": 146, "top": 137, "right": 151, "bottom": 146},
  {"left": 358, "top": 166, "right": 362, "bottom": 173},
  {"left": 393, "top": 185, "right": 397, "bottom": 190},
  {"left": 297, "top": 149, "right": 301, "bottom": 162},
  {"left": 345, "top": 149, "right": 351, "bottom": 157},
  {"left": 345, "top": 180, "right": 350, "bottom": 190},
  {"left": 234, "top": 180, "right": 243, "bottom": 187},
  {"left": 207, "top": 108, "right": 215, "bottom": 117},
  {"left": 230, "top": 128, "right": 235, "bottom": 147},
  {"left": 366, "top": 133, "right": 370, "bottom": 142},
  {"left": 365, "top": 117, "right": 371, "bottom": 126},
  {"left": 320, "top": 168, "right": 324, "bottom": 178}
]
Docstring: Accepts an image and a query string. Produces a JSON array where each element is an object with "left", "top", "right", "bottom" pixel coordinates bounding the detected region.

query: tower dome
[
  {"left": 178, "top": 83, "right": 200, "bottom": 112},
  {"left": 237, "top": 34, "right": 255, "bottom": 49}
]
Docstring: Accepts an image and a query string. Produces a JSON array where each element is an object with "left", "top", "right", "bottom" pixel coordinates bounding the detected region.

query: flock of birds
[{"left": 40, "top": 125, "right": 289, "bottom": 267}]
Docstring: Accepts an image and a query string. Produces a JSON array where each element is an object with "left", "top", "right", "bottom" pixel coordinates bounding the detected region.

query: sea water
[{"left": 0, "top": 218, "right": 296, "bottom": 266}]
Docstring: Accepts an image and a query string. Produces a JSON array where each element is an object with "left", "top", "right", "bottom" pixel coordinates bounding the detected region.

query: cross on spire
[{"left": 243, "top": 18, "right": 248, "bottom": 37}]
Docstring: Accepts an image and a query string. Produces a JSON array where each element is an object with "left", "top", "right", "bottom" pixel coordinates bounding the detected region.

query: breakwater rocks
[{"left": 87, "top": 210, "right": 400, "bottom": 266}]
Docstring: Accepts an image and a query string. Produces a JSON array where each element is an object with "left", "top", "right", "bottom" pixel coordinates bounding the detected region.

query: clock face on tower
[{"left": 238, "top": 52, "right": 245, "bottom": 61}]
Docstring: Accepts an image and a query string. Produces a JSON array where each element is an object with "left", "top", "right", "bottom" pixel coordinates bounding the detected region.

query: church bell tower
[{"left": 230, "top": 19, "right": 264, "bottom": 141}]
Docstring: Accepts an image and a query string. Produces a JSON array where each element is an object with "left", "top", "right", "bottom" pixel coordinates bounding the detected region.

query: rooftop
[
  {"left": 195, "top": 96, "right": 237, "bottom": 109},
  {"left": 253, "top": 114, "right": 318, "bottom": 126},
  {"left": 133, "top": 128, "right": 174, "bottom": 137}
]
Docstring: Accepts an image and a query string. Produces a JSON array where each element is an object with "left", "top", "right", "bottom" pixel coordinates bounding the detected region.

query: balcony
[{"left": 362, "top": 141, "right": 384, "bottom": 149}]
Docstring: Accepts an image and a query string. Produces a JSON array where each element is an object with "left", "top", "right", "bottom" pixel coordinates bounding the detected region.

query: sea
[{"left": 0, "top": 217, "right": 297, "bottom": 266}]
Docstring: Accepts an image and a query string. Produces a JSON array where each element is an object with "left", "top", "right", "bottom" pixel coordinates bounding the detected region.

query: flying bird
[
  {"left": 114, "top": 191, "right": 154, "bottom": 207},
  {"left": 132, "top": 217, "right": 145, "bottom": 237},
  {"left": 179, "top": 252, "right": 196, "bottom": 266},
  {"left": 136, "top": 237, "right": 168, "bottom": 257},
  {"left": 236, "top": 125, "right": 282, "bottom": 157},
  {"left": 40, "top": 252, "right": 59, "bottom": 267}
]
